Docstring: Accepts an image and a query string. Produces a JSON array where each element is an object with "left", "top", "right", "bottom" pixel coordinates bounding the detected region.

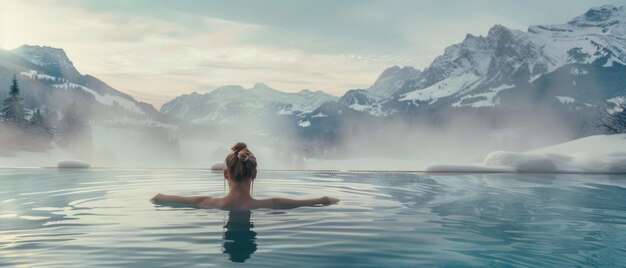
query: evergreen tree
[
  {"left": 1, "top": 75, "right": 26, "bottom": 126},
  {"left": 9, "top": 74, "right": 19, "bottom": 96}
]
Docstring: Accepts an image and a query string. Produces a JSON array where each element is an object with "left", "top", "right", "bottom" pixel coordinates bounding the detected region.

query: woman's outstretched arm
[
  {"left": 151, "top": 193, "right": 211, "bottom": 206},
  {"left": 259, "top": 196, "right": 339, "bottom": 209}
]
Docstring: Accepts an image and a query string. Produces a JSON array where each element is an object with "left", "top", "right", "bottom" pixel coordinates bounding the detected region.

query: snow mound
[
  {"left": 210, "top": 162, "right": 225, "bottom": 170},
  {"left": 426, "top": 134, "right": 626, "bottom": 174},
  {"left": 57, "top": 160, "right": 90, "bottom": 169},
  {"left": 483, "top": 151, "right": 560, "bottom": 172}
]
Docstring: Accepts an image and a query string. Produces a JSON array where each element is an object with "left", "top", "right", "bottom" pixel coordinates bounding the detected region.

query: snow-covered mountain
[
  {"left": 159, "top": 5, "right": 626, "bottom": 135},
  {"left": 0, "top": 45, "right": 177, "bottom": 129},
  {"left": 393, "top": 5, "right": 626, "bottom": 110},
  {"left": 1, "top": 4, "right": 620, "bottom": 161},
  {"left": 366, "top": 66, "right": 421, "bottom": 99},
  {"left": 270, "top": 5, "right": 626, "bottom": 134},
  {"left": 160, "top": 83, "right": 337, "bottom": 124},
  {"left": 157, "top": 5, "right": 626, "bottom": 138},
  {"left": 13, "top": 45, "right": 81, "bottom": 80},
  {"left": 337, "top": 89, "right": 385, "bottom": 116}
]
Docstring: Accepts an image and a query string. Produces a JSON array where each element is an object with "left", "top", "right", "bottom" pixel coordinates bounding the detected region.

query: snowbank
[
  {"left": 57, "top": 160, "right": 90, "bottom": 169},
  {"left": 210, "top": 162, "right": 225, "bottom": 170},
  {"left": 426, "top": 134, "right": 626, "bottom": 174}
]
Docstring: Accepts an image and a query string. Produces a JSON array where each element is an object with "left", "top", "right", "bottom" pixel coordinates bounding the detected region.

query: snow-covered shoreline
[{"left": 426, "top": 134, "right": 626, "bottom": 174}]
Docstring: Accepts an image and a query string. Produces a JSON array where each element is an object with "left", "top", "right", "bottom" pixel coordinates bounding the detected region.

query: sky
[{"left": 0, "top": 0, "right": 623, "bottom": 108}]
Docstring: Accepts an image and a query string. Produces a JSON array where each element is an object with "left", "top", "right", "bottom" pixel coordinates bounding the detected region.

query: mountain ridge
[
  {"left": 159, "top": 83, "right": 338, "bottom": 124},
  {"left": 4, "top": 5, "right": 624, "bottom": 140},
  {"left": 160, "top": 5, "right": 625, "bottom": 128}
]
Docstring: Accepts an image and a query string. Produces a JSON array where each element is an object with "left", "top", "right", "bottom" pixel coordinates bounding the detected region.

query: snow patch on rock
[
  {"left": 311, "top": 112, "right": 328, "bottom": 118},
  {"left": 297, "top": 120, "right": 311, "bottom": 128},
  {"left": 400, "top": 73, "right": 481, "bottom": 104},
  {"left": 555, "top": 96, "right": 576, "bottom": 104}
]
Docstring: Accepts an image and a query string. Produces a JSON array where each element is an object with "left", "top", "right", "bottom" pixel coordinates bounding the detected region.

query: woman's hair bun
[
  {"left": 232, "top": 142, "right": 250, "bottom": 161},
  {"left": 224, "top": 141, "right": 257, "bottom": 182},
  {"left": 231, "top": 142, "right": 247, "bottom": 152},
  {"left": 237, "top": 150, "right": 249, "bottom": 161}
]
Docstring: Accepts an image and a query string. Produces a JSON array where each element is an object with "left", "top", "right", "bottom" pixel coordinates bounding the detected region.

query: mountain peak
[
  {"left": 14, "top": 45, "right": 72, "bottom": 66},
  {"left": 379, "top": 65, "right": 419, "bottom": 77},
  {"left": 211, "top": 85, "right": 246, "bottom": 94},
  {"left": 251, "top": 82, "right": 272, "bottom": 90},
  {"left": 13, "top": 44, "right": 80, "bottom": 78},
  {"left": 367, "top": 65, "right": 421, "bottom": 98},
  {"left": 568, "top": 5, "right": 625, "bottom": 28},
  {"left": 339, "top": 89, "right": 375, "bottom": 105},
  {"left": 487, "top": 24, "right": 513, "bottom": 36}
]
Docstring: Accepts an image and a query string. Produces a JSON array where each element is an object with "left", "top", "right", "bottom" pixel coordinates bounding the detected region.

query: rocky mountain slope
[
  {"left": 160, "top": 83, "right": 337, "bottom": 125},
  {"left": 0, "top": 45, "right": 178, "bottom": 129},
  {"left": 162, "top": 5, "right": 626, "bottom": 135}
]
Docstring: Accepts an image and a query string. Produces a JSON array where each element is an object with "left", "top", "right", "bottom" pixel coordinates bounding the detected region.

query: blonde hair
[{"left": 225, "top": 142, "right": 257, "bottom": 182}]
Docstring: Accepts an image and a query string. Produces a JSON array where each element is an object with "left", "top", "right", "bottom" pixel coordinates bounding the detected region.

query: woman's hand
[
  {"left": 323, "top": 196, "right": 339, "bottom": 205},
  {"left": 150, "top": 193, "right": 163, "bottom": 203}
]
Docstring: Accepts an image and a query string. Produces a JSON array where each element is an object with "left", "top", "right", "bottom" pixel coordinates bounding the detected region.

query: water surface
[{"left": 1, "top": 169, "right": 625, "bottom": 267}]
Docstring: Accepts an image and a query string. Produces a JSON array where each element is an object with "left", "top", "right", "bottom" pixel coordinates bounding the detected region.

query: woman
[{"left": 151, "top": 142, "right": 339, "bottom": 209}]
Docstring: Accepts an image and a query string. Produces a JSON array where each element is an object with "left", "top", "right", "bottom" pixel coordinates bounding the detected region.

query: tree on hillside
[{"left": 1, "top": 75, "right": 26, "bottom": 126}]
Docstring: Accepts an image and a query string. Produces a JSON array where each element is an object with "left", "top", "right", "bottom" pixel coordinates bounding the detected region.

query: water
[{"left": 1, "top": 168, "right": 626, "bottom": 267}]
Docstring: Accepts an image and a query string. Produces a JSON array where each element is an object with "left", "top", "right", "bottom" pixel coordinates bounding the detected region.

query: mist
[
  {"left": 322, "top": 106, "right": 585, "bottom": 170},
  {"left": 24, "top": 100, "right": 592, "bottom": 171},
  {"left": 0, "top": 68, "right": 606, "bottom": 171}
]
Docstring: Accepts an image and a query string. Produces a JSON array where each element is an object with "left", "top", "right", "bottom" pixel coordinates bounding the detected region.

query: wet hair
[{"left": 225, "top": 142, "right": 257, "bottom": 182}]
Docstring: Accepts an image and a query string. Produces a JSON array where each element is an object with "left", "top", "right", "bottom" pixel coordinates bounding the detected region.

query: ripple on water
[{"left": 0, "top": 169, "right": 626, "bottom": 267}]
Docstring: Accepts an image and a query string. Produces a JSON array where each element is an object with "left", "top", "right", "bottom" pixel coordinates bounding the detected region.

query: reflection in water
[{"left": 222, "top": 210, "right": 257, "bottom": 263}]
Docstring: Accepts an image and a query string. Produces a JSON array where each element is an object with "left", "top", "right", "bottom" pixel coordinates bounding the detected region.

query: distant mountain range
[
  {"left": 2, "top": 5, "right": 625, "bottom": 155},
  {"left": 160, "top": 5, "right": 626, "bottom": 132},
  {"left": 160, "top": 83, "right": 337, "bottom": 125}
]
